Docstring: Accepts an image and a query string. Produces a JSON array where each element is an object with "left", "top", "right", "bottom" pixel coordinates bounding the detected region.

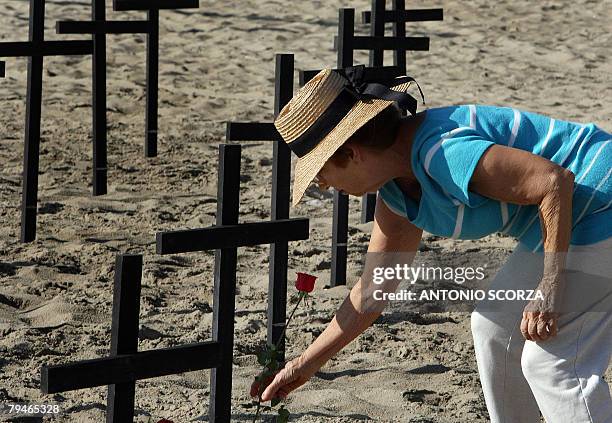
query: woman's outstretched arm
[{"left": 253, "top": 195, "right": 422, "bottom": 401}]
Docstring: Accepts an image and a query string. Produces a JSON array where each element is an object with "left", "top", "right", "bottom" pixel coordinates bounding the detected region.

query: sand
[{"left": 0, "top": 0, "right": 610, "bottom": 421}]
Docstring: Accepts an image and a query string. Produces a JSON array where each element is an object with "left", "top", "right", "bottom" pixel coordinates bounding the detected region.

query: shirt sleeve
[
  {"left": 377, "top": 183, "right": 408, "bottom": 218},
  {"left": 419, "top": 127, "right": 496, "bottom": 208}
]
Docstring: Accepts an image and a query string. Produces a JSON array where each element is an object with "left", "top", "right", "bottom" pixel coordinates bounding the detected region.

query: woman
[{"left": 250, "top": 67, "right": 612, "bottom": 422}]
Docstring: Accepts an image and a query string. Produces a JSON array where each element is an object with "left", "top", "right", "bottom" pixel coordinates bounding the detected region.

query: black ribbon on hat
[
  {"left": 288, "top": 65, "right": 425, "bottom": 158},
  {"left": 342, "top": 65, "right": 425, "bottom": 114}
]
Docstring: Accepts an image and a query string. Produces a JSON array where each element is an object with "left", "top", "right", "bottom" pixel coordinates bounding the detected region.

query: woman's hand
[
  {"left": 249, "top": 356, "right": 317, "bottom": 402},
  {"left": 520, "top": 275, "right": 564, "bottom": 342}
]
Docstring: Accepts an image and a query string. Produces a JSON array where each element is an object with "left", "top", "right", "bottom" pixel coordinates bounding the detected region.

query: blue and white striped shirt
[{"left": 378, "top": 104, "right": 612, "bottom": 252}]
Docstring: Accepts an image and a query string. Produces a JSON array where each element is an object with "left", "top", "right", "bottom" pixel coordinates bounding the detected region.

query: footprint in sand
[
  {"left": 18, "top": 296, "right": 75, "bottom": 329},
  {"left": 403, "top": 389, "right": 450, "bottom": 407}
]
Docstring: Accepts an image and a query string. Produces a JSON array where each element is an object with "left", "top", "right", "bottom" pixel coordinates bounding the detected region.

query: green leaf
[
  {"left": 276, "top": 405, "right": 290, "bottom": 422},
  {"left": 260, "top": 371, "right": 271, "bottom": 381},
  {"left": 257, "top": 350, "right": 269, "bottom": 366},
  {"left": 268, "top": 360, "right": 279, "bottom": 372},
  {"left": 271, "top": 397, "right": 281, "bottom": 407}
]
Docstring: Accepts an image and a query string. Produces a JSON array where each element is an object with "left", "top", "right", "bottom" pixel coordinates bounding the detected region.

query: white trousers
[{"left": 471, "top": 237, "right": 612, "bottom": 423}]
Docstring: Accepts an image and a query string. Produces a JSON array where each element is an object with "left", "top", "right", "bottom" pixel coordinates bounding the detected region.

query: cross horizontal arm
[
  {"left": 156, "top": 218, "right": 310, "bottom": 254},
  {"left": 362, "top": 8, "right": 444, "bottom": 24},
  {"left": 0, "top": 42, "right": 33, "bottom": 56},
  {"left": 56, "top": 20, "right": 150, "bottom": 35},
  {"left": 225, "top": 122, "right": 282, "bottom": 142},
  {"left": 299, "top": 65, "right": 403, "bottom": 86},
  {"left": 0, "top": 61, "right": 4, "bottom": 77},
  {"left": 333, "top": 35, "right": 429, "bottom": 52},
  {"left": 113, "top": 0, "right": 199, "bottom": 11},
  {"left": 0, "top": 40, "right": 93, "bottom": 57},
  {"left": 41, "top": 341, "right": 221, "bottom": 394}
]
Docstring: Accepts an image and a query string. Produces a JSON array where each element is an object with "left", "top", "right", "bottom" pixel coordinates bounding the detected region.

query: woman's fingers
[
  {"left": 260, "top": 366, "right": 307, "bottom": 401},
  {"left": 537, "top": 319, "right": 549, "bottom": 340},
  {"left": 547, "top": 316, "right": 558, "bottom": 337},
  {"left": 520, "top": 313, "right": 531, "bottom": 340},
  {"left": 521, "top": 311, "right": 559, "bottom": 342},
  {"left": 527, "top": 316, "right": 541, "bottom": 341},
  {"left": 249, "top": 373, "right": 275, "bottom": 398},
  {"left": 541, "top": 314, "right": 558, "bottom": 339},
  {"left": 261, "top": 371, "right": 289, "bottom": 401}
]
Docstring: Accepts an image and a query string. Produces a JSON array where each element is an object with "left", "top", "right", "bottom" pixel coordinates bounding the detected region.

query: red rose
[
  {"left": 157, "top": 420, "right": 174, "bottom": 423},
  {"left": 295, "top": 272, "right": 317, "bottom": 293}
]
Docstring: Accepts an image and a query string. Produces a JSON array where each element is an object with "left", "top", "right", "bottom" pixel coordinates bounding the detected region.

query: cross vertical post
[
  {"left": 56, "top": 1, "right": 150, "bottom": 196},
  {"left": 329, "top": 8, "right": 355, "bottom": 287},
  {"left": 209, "top": 144, "right": 240, "bottom": 422},
  {"left": 93, "top": 0, "right": 108, "bottom": 195},
  {"left": 268, "top": 54, "right": 293, "bottom": 362},
  {"left": 392, "top": 0, "right": 407, "bottom": 73},
  {"left": 0, "top": 61, "right": 5, "bottom": 77},
  {"left": 0, "top": 0, "right": 93, "bottom": 242},
  {"left": 112, "top": 0, "right": 200, "bottom": 158},
  {"left": 145, "top": 8, "right": 159, "bottom": 157},
  {"left": 224, "top": 54, "right": 296, "bottom": 362},
  {"left": 107, "top": 254, "right": 143, "bottom": 423},
  {"left": 21, "top": 0, "right": 45, "bottom": 243},
  {"left": 360, "top": 0, "right": 386, "bottom": 224}
]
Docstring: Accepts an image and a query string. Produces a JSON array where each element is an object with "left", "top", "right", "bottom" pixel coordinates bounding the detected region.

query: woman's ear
[{"left": 346, "top": 143, "right": 363, "bottom": 164}]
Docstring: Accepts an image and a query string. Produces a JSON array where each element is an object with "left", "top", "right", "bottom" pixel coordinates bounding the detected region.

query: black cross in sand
[
  {"left": 302, "top": 7, "right": 430, "bottom": 287},
  {"left": 0, "top": 61, "right": 5, "bottom": 77},
  {"left": 41, "top": 145, "right": 310, "bottom": 422},
  {"left": 225, "top": 53, "right": 294, "bottom": 362},
  {"left": 362, "top": 1, "right": 443, "bottom": 75},
  {"left": 112, "top": 0, "right": 200, "bottom": 158},
  {"left": 0, "top": 0, "right": 93, "bottom": 243},
  {"left": 359, "top": 1, "right": 442, "bottom": 224},
  {"left": 56, "top": 0, "right": 150, "bottom": 196}
]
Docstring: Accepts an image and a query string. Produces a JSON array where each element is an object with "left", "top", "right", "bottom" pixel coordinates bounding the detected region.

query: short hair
[{"left": 328, "top": 104, "right": 402, "bottom": 168}]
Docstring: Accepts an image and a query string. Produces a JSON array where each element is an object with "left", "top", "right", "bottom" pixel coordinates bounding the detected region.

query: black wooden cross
[
  {"left": 301, "top": 4, "right": 441, "bottom": 286},
  {"left": 0, "top": 0, "right": 93, "bottom": 243},
  {"left": 299, "top": 65, "right": 403, "bottom": 290},
  {"left": 0, "top": 61, "right": 5, "bottom": 77},
  {"left": 360, "top": 2, "right": 442, "bottom": 223},
  {"left": 225, "top": 53, "right": 293, "bottom": 362},
  {"left": 112, "top": 0, "right": 200, "bottom": 158},
  {"left": 41, "top": 144, "right": 309, "bottom": 422},
  {"left": 340, "top": 2, "right": 441, "bottom": 224},
  {"left": 362, "top": 1, "right": 443, "bottom": 74},
  {"left": 301, "top": 7, "right": 427, "bottom": 287},
  {"left": 333, "top": 7, "right": 431, "bottom": 61},
  {"left": 56, "top": 0, "right": 149, "bottom": 196},
  {"left": 156, "top": 144, "right": 308, "bottom": 420}
]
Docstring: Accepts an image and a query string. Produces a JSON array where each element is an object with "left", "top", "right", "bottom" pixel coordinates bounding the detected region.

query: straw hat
[{"left": 274, "top": 65, "right": 422, "bottom": 206}]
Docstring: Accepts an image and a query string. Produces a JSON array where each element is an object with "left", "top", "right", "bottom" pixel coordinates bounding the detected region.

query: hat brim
[{"left": 291, "top": 80, "right": 413, "bottom": 206}]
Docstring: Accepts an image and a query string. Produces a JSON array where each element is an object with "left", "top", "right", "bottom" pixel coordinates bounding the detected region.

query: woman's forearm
[
  {"left": 538, "top": 168, "right": 574, "bottom": 281},
  {"left": 296, "top": 278, "right": 382, "bottom": 372},
  {"left": 295, "top": 196, "right": 421, "bottom": 373}
]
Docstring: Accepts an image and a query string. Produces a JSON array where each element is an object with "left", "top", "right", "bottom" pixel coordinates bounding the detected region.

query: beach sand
[{"left": 0, "top": 0, "right": 610, "bottom": 421}]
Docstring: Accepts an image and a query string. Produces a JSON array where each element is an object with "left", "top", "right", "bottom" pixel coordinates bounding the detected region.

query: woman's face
[{"left": 314, "top": 144, "right": 391, "bottom": 196}]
